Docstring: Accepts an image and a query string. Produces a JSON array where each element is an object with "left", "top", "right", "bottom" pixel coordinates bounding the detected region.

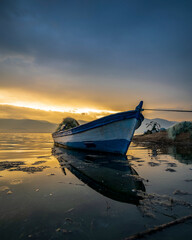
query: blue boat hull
[
  {"left": 55, "top": 139, "right": 131, "bottom": 155},
  {"left": 52, "top": 101, "right": 144, "bottom": 155}
]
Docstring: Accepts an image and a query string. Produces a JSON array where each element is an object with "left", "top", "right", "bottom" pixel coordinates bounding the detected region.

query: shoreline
[{"left": 133, "top": 131, "right": 192, "bottom": 146}]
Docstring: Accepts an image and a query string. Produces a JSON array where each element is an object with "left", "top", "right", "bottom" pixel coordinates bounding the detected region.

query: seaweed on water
[
  {"left": 32, "top": 161, "right": 47, "bottom": 165},
  {"left": 47, "top": 173, "right": 55, "bottom": 176},
  {"left": 165, "top": 168, "right": 176, "bottom": 172},
  {"left": 166, "top": 162, "right": 177, "bottom": 167},
  {"left": 148, "top": 162, "right": 160, "bottom": 167},
  {"left": 0, "top": 161, "right": 25, "bottom": 171},
  {"left": 137, "top": 191, "right": 192, "bottom": 220},
  {"left": 9, "top": 166, "right": 49, "bottom": 173},
  {"left": 10, "top": 179, "right": 23, "bottom": 185},
  {"left": 185, "top": 179, "right": 192, "bottom": 182},
  {"left": 173, "top": 190, "right": 191, "bottom": 195}
]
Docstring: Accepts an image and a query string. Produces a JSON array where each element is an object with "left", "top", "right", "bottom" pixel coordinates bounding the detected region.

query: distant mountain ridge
[{"left": 0, "top": 118, "right": 176, "bottom": 133}]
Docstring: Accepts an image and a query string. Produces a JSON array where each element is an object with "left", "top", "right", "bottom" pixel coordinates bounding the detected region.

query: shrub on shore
[{"left": 167, "top": 121, "right": 192, "bottom": 140}]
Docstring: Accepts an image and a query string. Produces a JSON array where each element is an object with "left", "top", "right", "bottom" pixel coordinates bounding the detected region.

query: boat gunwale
[{"left": 52, "top": 109, "right": 144, "bottom": 138}]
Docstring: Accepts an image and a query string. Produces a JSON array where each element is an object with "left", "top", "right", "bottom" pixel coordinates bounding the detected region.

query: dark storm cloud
[{"left": 0, "top": 0, "right": 192, "bottom": 102}]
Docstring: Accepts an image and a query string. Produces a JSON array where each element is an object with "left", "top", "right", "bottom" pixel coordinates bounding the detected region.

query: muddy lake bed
[{"left": 0, "top": 133, "right": 192, "bottom": 240}]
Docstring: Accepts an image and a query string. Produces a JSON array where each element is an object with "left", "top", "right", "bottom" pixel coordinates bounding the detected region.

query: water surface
[{"left": 0, "top": 133, "right": 192, "bottom": 240}]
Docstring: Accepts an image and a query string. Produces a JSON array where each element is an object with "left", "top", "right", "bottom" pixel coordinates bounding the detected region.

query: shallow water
[{"left": 0, "top": 133, "right": 192, "bottom": 240}]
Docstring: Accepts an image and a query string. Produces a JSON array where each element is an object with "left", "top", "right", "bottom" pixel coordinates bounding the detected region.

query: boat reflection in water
[{"left": 53, "top": 147, "right": 145, "bottom": 205}]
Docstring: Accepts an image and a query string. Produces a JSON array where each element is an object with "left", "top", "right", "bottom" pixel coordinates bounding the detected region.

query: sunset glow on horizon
[
  {"left": 0, "top": 102, "right": 117, "bottom": 115},
  {"left": 0, "top": 0, "right": 191, "bottom": 123}
]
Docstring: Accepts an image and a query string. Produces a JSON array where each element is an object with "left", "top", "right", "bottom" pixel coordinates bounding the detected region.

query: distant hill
[
  {"left": 135, "top": 118, "right": 177, "bottom": 134},
  {"left": 0, "top": 118, "right": 176, "bottom": 133},
  {"left": 0, "top": 119, "right": 87, "bottom": 133},
  {"left": 0, "top": 119, "right": 57, "bottom": 133}
]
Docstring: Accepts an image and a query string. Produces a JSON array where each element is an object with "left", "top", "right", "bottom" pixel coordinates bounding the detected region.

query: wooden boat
[
  {"left": 52, "top": 101, "right": 144, "bottom": 155},
  {"left": 53, "top": 147, "right": 145, "bottom": 204}
]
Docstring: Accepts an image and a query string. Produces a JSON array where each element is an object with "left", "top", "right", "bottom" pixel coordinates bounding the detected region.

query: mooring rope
[
  {"left": 125, "top": 214, "right": 192, "bottom": 240},
  {"left": 142, "top": 109, "right": 192, "bottom": 113}
]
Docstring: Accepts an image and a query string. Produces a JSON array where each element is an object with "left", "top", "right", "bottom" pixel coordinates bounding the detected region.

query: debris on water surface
[
  {"left": 141, "top": 209, "right": 156, "bottom": 219},
  {"left": 185, "top": 179, "right": 192, "bottom": 182},
  {"left": 158, "top": 160, "right": 168, "bottom": 162},
  {"left": 0, "top": 161, "right": 25, "bottom": 171},
  {"left": 166, "top": 162, "right": 177, "bottom": 167},
  {"left": 47, "top": 173, "right": 55, "bottom": 176},
  {"left": 0, "top": 186, "right": 10, "bottom": 192},
  {"left": 56, "top": 228, "right": 72, "bottom": 234},
  {"left": 0, "top": 186, "right": 13, "bottom": 195},
  {"left": 165, "top": 168, "right": 176, "bottom": 172},
  {"left": 173, "top": 190, "right": 191, "bottom": 195},
  {"left": 37, "top": 155, "right": 51, "bottom": 159},
  {"left": 127, "top": 155, "right": 141, "bottom": 161},
  {"left": 10, "top": 179, "right": 23, "bottom": 185},
  {"left": 9, "top": 166, "right": 49, "bottom": 173},
  {"left": 65, "top": 218, "right": 73, "bottom": 223},
  {"left": 7, "top": 190, "right": 13, "bottom": 195},
  {"left": 137, "top": 191, "right": 192, "bottom": 219},
  {"left": 148, "top": 162, "right": 160, "bottom": 167},
  {"left": 32, "top": 161, "right": 47, "bottom": 165},
  {"left": 35, "top": 189, "right": 39, "bottom": 192},
  {"left": 65, "top": 208, "right": 74, "bottom": 213}
]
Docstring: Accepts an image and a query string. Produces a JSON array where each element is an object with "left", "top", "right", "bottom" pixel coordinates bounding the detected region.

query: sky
[{"left": 0, "top": 0, "right": 192, "bottom": 122}]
